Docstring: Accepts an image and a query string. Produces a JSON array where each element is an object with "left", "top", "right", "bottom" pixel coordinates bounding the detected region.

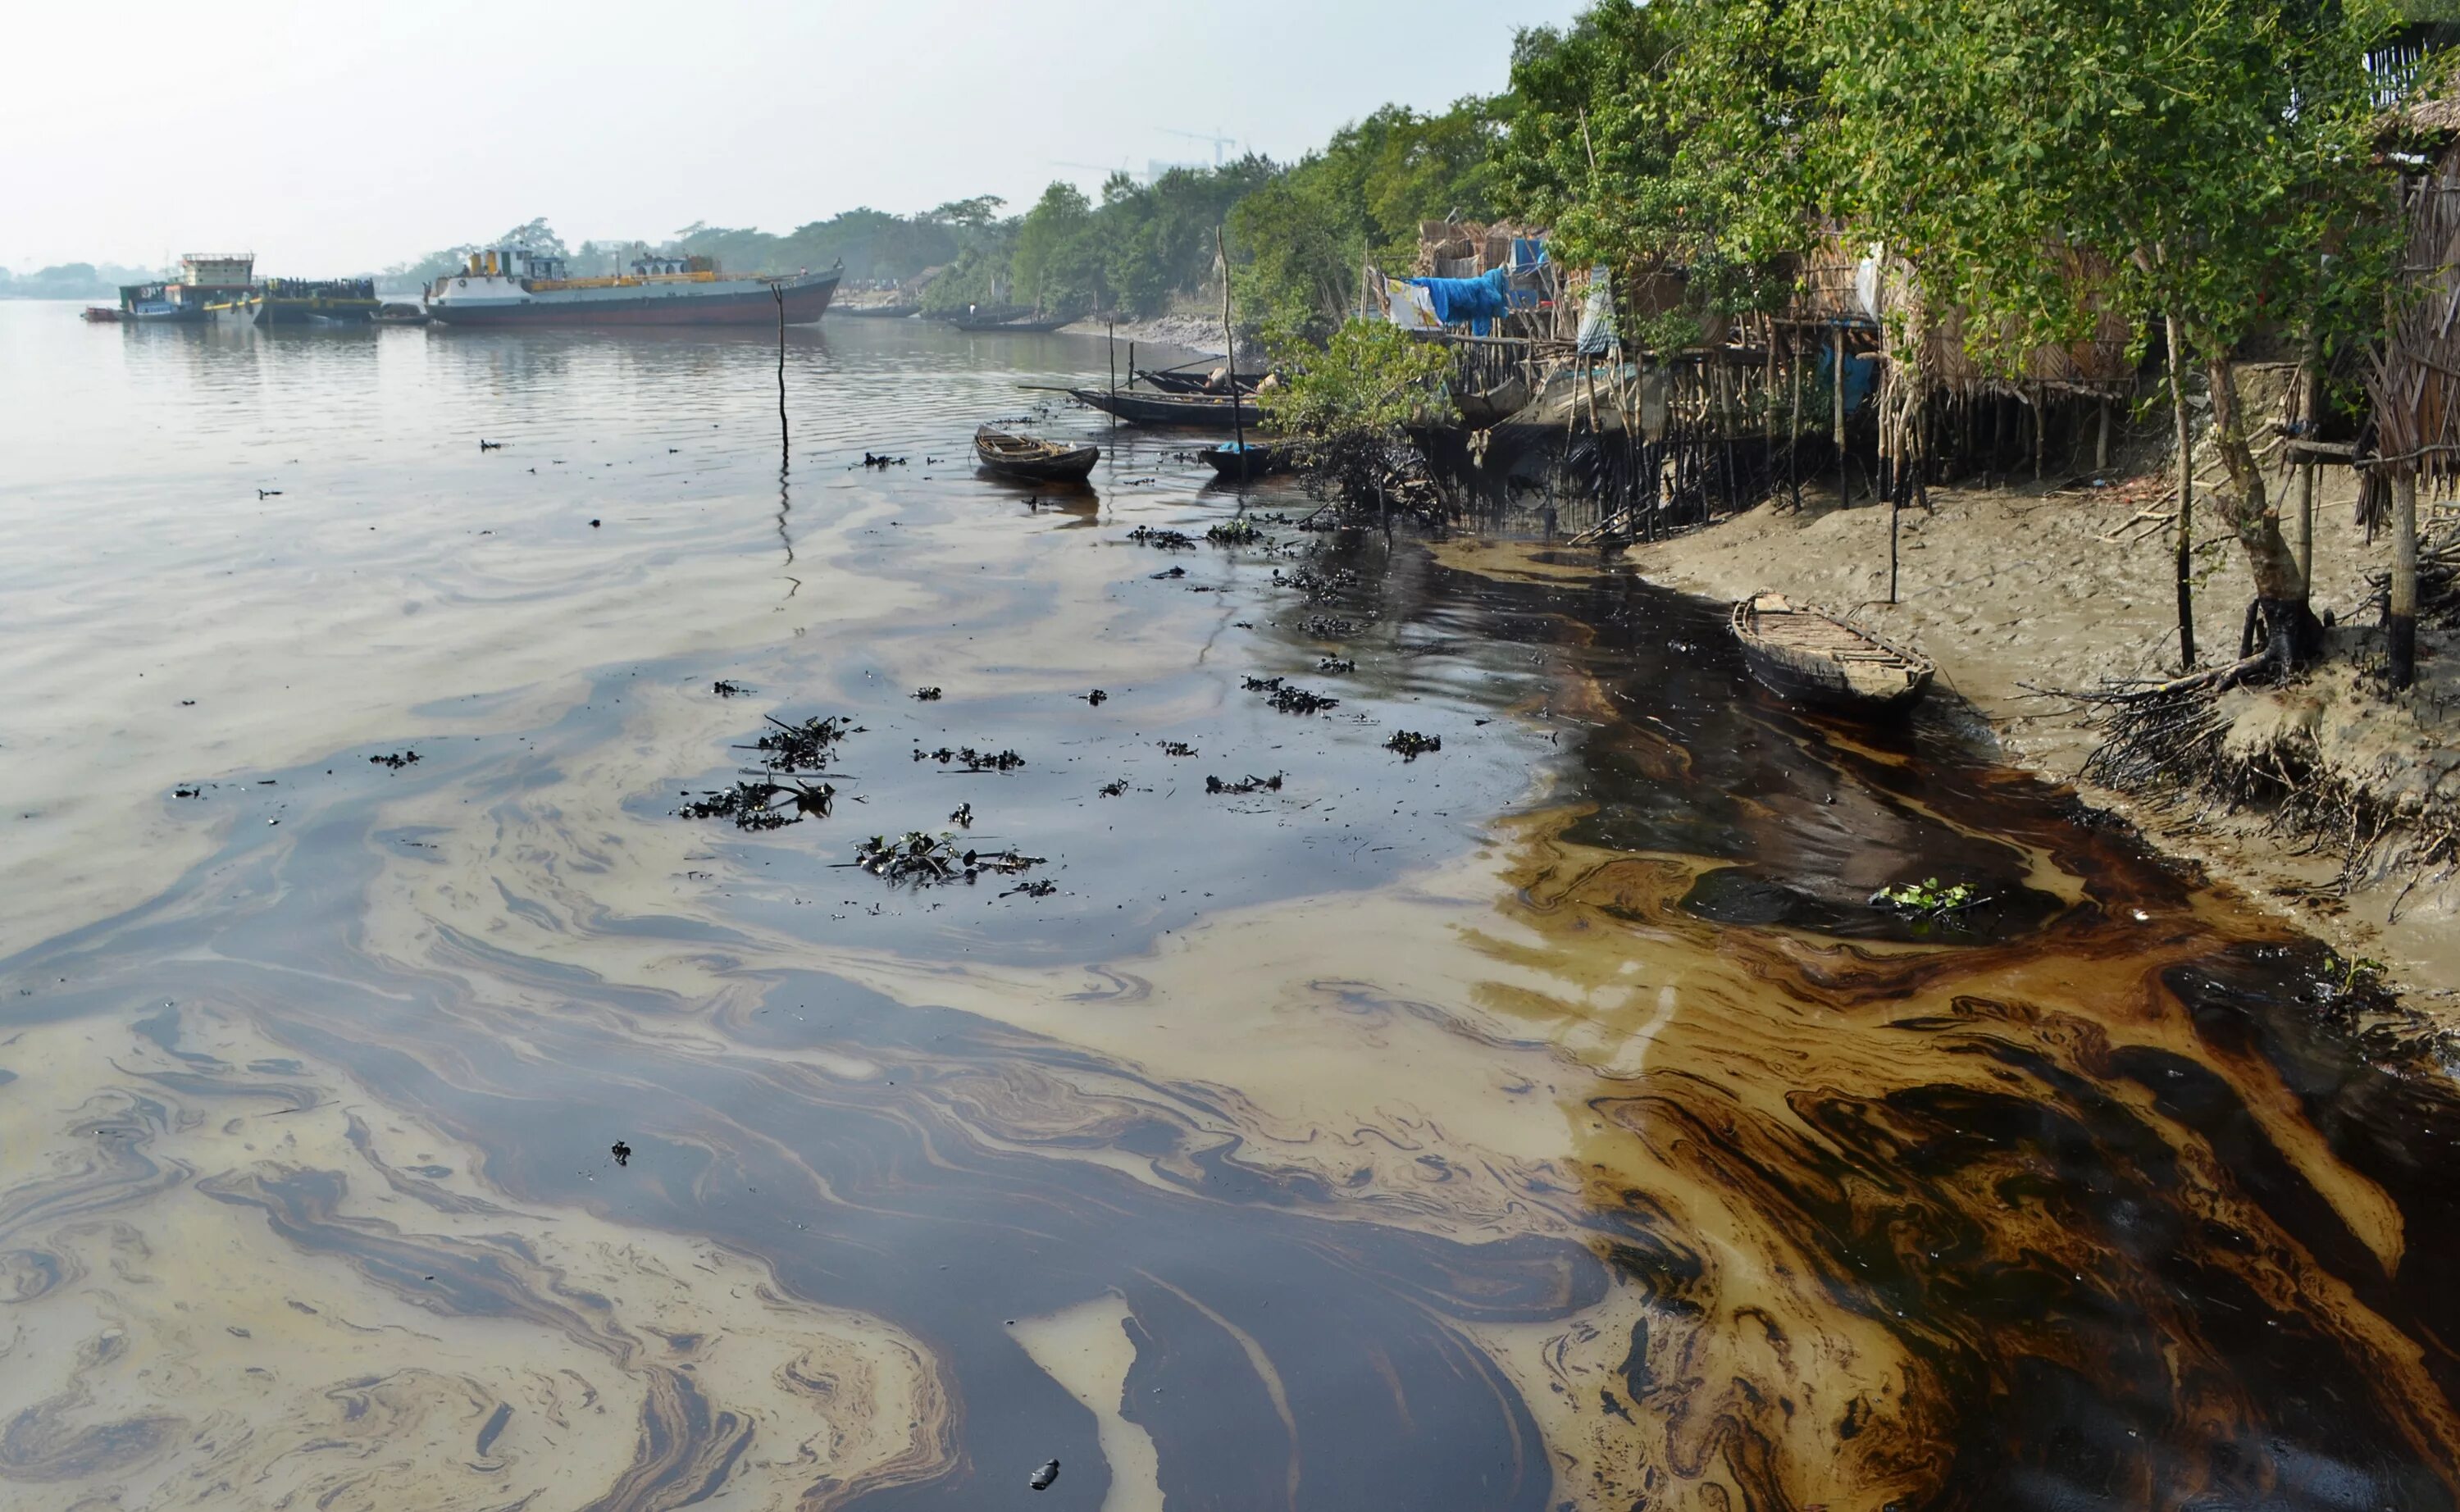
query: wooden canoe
[
  {"left": 1069, "top": 386, "right": 1261, "bottom": 428},
  {"left": 974, "top": 426, "right": 1099, "bottom": 483},
  {"left": 1200, "top": 440, "right": 1293, "bottom": 480},
  {"left": 1730, "top": 593, "right": 1934, "bottom": 714}
]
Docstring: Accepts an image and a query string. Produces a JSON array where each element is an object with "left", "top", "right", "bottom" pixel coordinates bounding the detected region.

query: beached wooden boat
[
  {"left": 950, "top": 312, "right": 1076, "bottom": 333},
  {"left": 974, "top": 426, "right": 1100, "bottom": 483},
  {"left": 1069, "top": 386, "right": 1260, "bottom": 428},
  {"left": 1730, "top": 593, "right": 1934, "bottom": 714},
  {"left": 1200, "top": 439, "right": 1293, "bottom": 480}
]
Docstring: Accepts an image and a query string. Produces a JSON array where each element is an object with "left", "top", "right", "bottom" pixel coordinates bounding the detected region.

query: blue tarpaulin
[{"left": 1405, "top": 266, "right": 1512, "bottom": 326}]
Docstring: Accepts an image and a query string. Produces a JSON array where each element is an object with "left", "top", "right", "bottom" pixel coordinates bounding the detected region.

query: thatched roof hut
[{"left": 1779, "top": 235, "right": 2135, "bottom": 396}]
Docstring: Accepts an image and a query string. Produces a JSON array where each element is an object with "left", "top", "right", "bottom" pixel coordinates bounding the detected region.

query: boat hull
[
  {"left": 426, "top": 269, "right": 840, "bottom": 327},
  {"left": 974, "top": 430, "right": 1100, "bottom": 484},
  {"left": 1070, "top": 387, "right": 1263, "bottom": 429},
  {"left": 1730, "top": 598, "right": 1934, "bottom": 716}
]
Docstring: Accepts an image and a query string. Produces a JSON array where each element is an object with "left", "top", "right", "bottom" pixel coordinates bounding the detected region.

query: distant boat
[
  {"left": 424, "top": 246, "right": 841, "bottom": 327},
  {"left": 974, "top": 425, "right": 1100, "bottom": 483},
  {"left": 1730, "top": 594, "right": 1933, "bottom": 715},
  {"left": 373, "top": 303, "right": 430, "bottom": 326},
  {"left": 950, "top": 311, "right": 1077, "bottom": 333},
  {"left": 1200, "top": 439, "right": 1292, "bottom": 480},
  {"left": 80, "top": 305, "right": 125, "bottom": 323},
  {"left": 839, "top": 303, "right": 921, "bottom": 318},
  {"left": 1069, "top": 386, "right": 1260, "bottom": 428}
]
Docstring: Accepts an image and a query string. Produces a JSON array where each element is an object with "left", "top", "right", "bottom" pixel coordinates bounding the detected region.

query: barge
[{"left": 423, "top": 247, "right": 840, "bottom": 327}]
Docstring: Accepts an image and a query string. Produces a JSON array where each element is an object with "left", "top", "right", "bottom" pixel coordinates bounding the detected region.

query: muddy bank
[{"left": 1601, "top": 478, "right": 2460, "bottom": 1018}]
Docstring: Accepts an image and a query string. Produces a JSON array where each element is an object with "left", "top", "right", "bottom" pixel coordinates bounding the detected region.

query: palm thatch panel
[{"left": 2371, "top": 136, "right": 2460, "bottom": 483}]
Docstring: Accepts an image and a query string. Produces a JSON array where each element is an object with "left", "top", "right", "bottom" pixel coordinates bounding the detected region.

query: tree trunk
[
  {"left": 2166, "top": 315, "right": 2197, "bottom": 670},
  {"left": 2201, "top": 344, "right": 2321, "bottom": 667}
]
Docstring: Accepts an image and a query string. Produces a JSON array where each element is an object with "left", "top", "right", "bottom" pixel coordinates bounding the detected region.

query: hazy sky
[{"left": 6, "top": 0, "right": 1585, "bottom": 275}]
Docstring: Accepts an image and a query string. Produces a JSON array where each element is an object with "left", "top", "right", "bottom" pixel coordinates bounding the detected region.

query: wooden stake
[
  {"left": 1108, "top": 320, "right": 1118, "bottom": 432},
  {"left": 2096, "top": 395, "right": 2111, "bottom": 473},
  {"left": 2165, "top": 312, "right": 2196, "bottom": 671},
  {"left": 2298, "top": 459, "right": 2316, "bottom": 595},
  {"left": 1216, "top": 227, "right": 1244, "bottom": 459},
  {"left": 1833, "top": 324, "right": 1848, "bottom": 508},
  {"left": 2390, "top": 470, "right": 2419, "bottom": 689}
]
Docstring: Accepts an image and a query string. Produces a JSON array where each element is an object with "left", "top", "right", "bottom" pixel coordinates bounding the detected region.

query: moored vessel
[
  {"left": 1729, "top": 593, "right": 1934, "bottom": 715},
  {"left": 118, "top": 252, "right": 256, "bottom": 323},
  {"left": 246, "top": 276, "right": 380, "bottom": 326},
  {"left": 424, "top": 247, "right": 841, "bottom": 327}
]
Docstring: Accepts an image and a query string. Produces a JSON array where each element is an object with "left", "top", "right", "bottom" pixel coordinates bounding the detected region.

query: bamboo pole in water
[
  {"left": 773, "top": 285, "right": 788, "bottom": 463},
  {"left": 1216, "top": 227, "right": 1243, "bottom": 461}
]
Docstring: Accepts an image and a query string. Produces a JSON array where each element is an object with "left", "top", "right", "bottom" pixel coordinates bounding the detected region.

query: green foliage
[
  {"left": 1496, "top": 1, "right": 1805, "bottom": 320},
  {"left": 1869, "top": 877, "right": 1987, "bottom": 917},
  {"left": 1233, "top": 101, "right": 1503, "bottom": 347},
  {"left": 1012, "top": 182, "right": 1103, "bottom": 312},
  {"left": 1267, "top": 319, "right": 1458, "bottom": 437}
]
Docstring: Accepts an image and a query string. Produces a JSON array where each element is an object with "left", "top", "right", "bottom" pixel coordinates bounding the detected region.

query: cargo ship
[
  {"left": 243, "top": 277, "right": 381, "bottom": 326},
  {"left": 422, "top": 247, "right": 840, "bottom": 327},
  {"left": 118, "top": 253, "right": 255, "bottom": 323}
]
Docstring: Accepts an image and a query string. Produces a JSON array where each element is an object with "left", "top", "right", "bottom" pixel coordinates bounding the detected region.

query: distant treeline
[
  {"left": 380, "top": 99, "right": 1497, "bottom": 344},
  {"left": 1, "top": 262, "right": 168, "bottom": 299}
]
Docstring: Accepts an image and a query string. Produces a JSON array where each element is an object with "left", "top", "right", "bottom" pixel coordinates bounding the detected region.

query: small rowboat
[
  {"left": 1200, "top": 439, "right": 1292, "bottom": 480},
  {"left": 1730, "top": 593, "right": 1934, "bottom": 714},
  {"left": 975, "top": 426, "right": 1099, "bottom": 484},
  {"left": 81, "top": 306, "right": 125, "bottom": 323}
]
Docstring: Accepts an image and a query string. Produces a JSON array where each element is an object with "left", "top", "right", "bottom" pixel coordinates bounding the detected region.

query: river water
[{"left": 2, "top": 301, "right": 2455, "bottom": 1510}]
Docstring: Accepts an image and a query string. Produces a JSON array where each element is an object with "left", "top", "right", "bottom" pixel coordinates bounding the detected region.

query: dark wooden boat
[
  {"left": 80, "top": 306, "right": 125, "bottom": 323},
  {"left": 839, "top": 302, "right": 921, "bottom": 318},
  {"left": 1200, "top": 440, "right": 1293, "bottom": 480},
  {"left": 1069, "top": 386, "right": 1260, "bottom": 428},
  {"left": 1137, "top": 367, "right": 1269, "bottom": 394},
  {"left": 950, "top": 312, "right": 1077, "bottom": 333},
  {"left": 974, "top": 426, "right": 1100, "bottom": 483},
  {"left": 1730, "top": 593, "right": 1934, "bottom": 714}
]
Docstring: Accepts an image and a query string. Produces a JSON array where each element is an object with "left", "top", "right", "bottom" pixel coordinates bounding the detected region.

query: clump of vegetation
[
  {"left": 712, "top": 680, "right": 751, "bottom": 698},
  {"left": 1098, "top": 778, "right": 1130, "bottom": 797},
  {"left": 1301, "top": 616, "right": 1359, "bottom": 639},
  {"left": 1869, "top": 877, "right": 1989, "bottom": 919},
  {"left": 913, "top": 686, "right": 943, "bottom": 701},
  {"left": 1207, "top": 517, "right": 1267, "bottom": 546},
  {"left": 1318, "top": 657, "right": 1355, "bottom": 674},
  {"left": 751, "top": 714, "right": 860, "bottom": 772},
  {"left": 1261, "top": 320, "right": 1457, "bottom": 517},
  {"left": 1127, "top": 526, "right": 1196, "bottom": 550},
  {"left": 854, "top": 831, "right": 1044, "bottom": 886},
  {"left": 679, "top": 779, "right": 834, "bottom": 831},
  {"left": 949, "top": 802, "right": 974, "bottom": 827},
  {"left": 369, "top": 751, "right": 421, "bottom": 770},
  {"left": 1156, "top": 740, "right": 1197, "bottom": 757},
  {"left": 1273, "top": 566, "right": 1360, "bottom": 603},
  {"left": 913, "top": 745, "right": 1025, "bottom": 772},
  {"left": 1242, "top": 675, "right": 1341, "bottom": 715},
  {"left": 1206, "top": 772, "right": 1286, "bottom": 795},
  {"left": 1384, "top": 731, "right": 1441, "bottom": 759}
]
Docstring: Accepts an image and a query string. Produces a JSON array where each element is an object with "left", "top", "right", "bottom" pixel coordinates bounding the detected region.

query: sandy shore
[{"left": 1613, "top": 475, "right": 2460, "bottom": 1018}]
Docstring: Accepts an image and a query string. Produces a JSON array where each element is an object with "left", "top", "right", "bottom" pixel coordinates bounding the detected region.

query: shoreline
[{"left": 1597, "top": 479, "right": 2459, "bottom": 1022}]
